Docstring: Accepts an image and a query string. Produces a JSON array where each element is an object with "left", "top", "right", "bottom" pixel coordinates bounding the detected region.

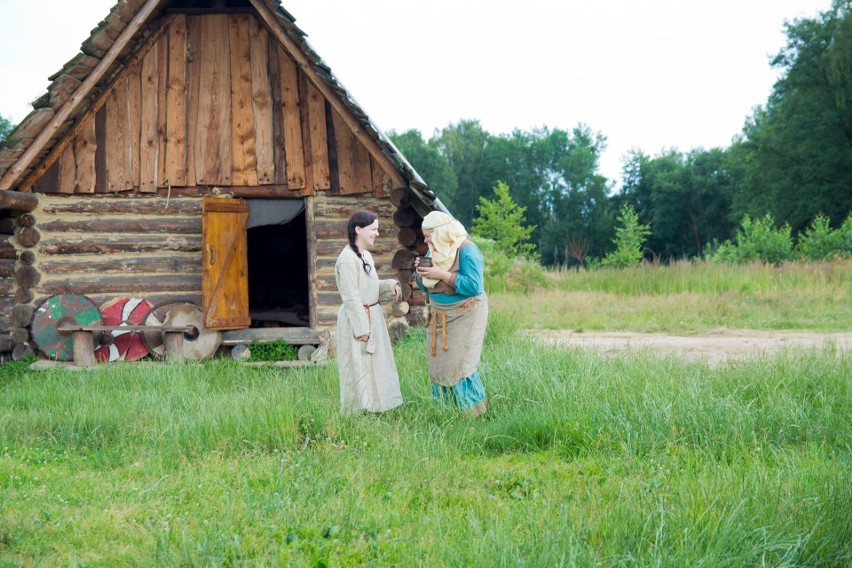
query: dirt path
[{"left": 524, "top": 329, "right": 852, "bottom": 366}]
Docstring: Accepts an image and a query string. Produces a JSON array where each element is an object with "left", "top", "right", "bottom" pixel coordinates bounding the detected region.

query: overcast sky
[{"left": 0, "top": 0, "right": 833, "bottom": 187}]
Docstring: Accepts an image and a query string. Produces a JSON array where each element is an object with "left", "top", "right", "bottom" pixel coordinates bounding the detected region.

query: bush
[
  {"left": 708, "top": 214, "right": 793, "bottom": 264},
  {"left": 476, "top": 237, "right": 548, "bottom": 294},
  {"left": 796, "top": 214, "right": 844, "bottom": 260}
]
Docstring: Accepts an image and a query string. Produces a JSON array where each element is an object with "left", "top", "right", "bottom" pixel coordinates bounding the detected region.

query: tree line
[{"left": 390, "top": 0, "right": 852, "bottom": 267}]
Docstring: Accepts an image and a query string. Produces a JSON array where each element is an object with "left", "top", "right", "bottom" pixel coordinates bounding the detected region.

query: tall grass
[
  {"left": 1, "top": 313, "right": 849, "bottom": 565},
  {"left": 486, "top": 258, "right": 852, "bottom": 332}
]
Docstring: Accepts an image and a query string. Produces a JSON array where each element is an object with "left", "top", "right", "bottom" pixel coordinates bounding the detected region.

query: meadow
[{"left": 0, "top": 260, "right": 850, "bottom": 566}]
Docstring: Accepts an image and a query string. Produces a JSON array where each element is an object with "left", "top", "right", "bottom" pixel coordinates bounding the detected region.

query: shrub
[
  {"left": 708, "top": 214, "right": 793, "bottom": 264},
  {"left": 796, "top": 214, "right": 844, "bottom": 260},
  {"left": 476, "top": 237, "right": 548, "bottom": 294},
  {"left": 246, "top": 340, "right": 298, "bottom": 362}
]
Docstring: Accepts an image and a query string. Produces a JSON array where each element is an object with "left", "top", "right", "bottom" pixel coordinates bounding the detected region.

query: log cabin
[{"left": 0, "top": 0, "right": 447, "bottom": 361}]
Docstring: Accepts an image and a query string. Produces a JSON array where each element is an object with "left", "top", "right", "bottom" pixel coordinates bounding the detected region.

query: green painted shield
[{"left": 31, "top": 294, "right": 101, "bottom": 361}]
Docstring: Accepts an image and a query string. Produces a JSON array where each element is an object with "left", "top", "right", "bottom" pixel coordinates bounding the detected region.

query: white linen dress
[{"left": 334, "top": 246, "right": 402, "bottom": 413}]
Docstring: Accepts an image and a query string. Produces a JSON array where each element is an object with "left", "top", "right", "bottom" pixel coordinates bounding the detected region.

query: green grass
[
  {"left": 488, "top": 259, "right": 852, "bottom": 332},
  {"left": 0, "top": 261, "right": 850, "bottom": 566}
]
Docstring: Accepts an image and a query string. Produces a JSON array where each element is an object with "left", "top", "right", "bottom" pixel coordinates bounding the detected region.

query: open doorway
[{"left": 246, "top": 199, "right": 309, "bottom": 327}]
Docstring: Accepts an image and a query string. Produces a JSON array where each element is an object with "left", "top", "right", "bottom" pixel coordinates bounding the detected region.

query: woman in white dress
[{"left": 334, "top": 210, "right": 403, "bottom": 414}]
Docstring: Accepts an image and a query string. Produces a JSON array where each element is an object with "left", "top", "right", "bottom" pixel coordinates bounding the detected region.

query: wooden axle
[{"left": 57, "top": 324, "right": 195, "bottom": 334}]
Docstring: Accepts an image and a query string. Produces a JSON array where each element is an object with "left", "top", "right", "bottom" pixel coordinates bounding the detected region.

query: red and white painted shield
[{"left": 94, "top": 298, "right": 154, "bottom": 362}]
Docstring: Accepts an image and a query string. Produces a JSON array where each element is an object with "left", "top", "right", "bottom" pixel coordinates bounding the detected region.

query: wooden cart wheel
[
  {"left": 30, "top": 293, "right": 101, "bottom": 362},
  {"left": 141, "top": 300, "right": 191, "bottom": 358},
  {"left": 161, "top": 303, "right": 221, "bottom": 361},
  {"left": 94, "top": 298, "right": 154, "bottom": 362}
]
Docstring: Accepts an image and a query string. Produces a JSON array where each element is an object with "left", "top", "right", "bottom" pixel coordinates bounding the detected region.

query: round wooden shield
[
  {"left": 30, "top": 293, "right": 102, "bottom": 361},
  {"left": 141, "top": 300, "right": 189, "bottom": 358},
  {"left": 162, "top": 303, "right": 221, "bottom": 361},
  {"left": 94, "top": 297, "right": 154, "bottom": 362}
]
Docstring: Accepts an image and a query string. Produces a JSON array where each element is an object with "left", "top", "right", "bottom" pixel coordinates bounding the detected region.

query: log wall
[
  {"left": 310, "top": 193, "right": 401, "bottom": 327},
  {"left": 31, "top": 195, "right": 204, "bottom": 308}
]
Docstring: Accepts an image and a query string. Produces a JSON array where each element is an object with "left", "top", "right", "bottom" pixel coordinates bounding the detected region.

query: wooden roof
[{"left": 0, "top": 0, "right": 446, "bottom": 216}]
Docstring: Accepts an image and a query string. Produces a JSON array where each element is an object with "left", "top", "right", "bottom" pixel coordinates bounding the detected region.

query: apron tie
[{"left": 430, "top": 308, "right": 448, "bottom": 356}]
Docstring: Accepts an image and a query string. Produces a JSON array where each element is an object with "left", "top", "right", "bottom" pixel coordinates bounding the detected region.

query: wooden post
[
  {"left": 164, "top": 331, "right": 185, "bottom": 362},
  {"left": 72, "top": 330, "right": 95, "bottom": 368}
]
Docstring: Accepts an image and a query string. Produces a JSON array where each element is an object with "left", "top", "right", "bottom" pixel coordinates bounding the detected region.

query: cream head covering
[{"left": 421, "top": 211, "right": 468, "bottom": 289}]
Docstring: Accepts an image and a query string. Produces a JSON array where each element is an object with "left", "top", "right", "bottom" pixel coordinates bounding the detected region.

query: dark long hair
[{"left": 347, "top": 210, "right": 377, "bottom": 275}]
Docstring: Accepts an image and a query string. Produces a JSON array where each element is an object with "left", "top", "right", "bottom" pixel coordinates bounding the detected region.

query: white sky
[{"left": 0, "top": 0, "right": 833, "bottom": 187}]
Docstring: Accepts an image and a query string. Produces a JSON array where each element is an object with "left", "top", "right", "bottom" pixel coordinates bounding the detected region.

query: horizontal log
[
  {"left": 315, "top": 240, "right": 394, "bottom": 256},
  {"left": 0, "top": 280, "right": 14, "bottom": 295},
  {"left": 317, "top": 312, "right": 336, "bottom": 326},
  {"left": 392, "top": 248, "right": 416, "bottom": 269},
  {"left": 81, "top": 293, "right": 202, "bottom": 308},
  {"left": 38, "top": 235, "right": 202, "bottom": 255},
  {"left": 15, "top": 265, "right": 40, "bottom": 288},
  {"left": 39, "top": 217, "right": 202, "bottom": 234},
  {"left": 409, "top": 290, "right": 428, "bottom": 306},
  {"left": 0, "top": 191, "right": 38, "bottom": 212},
  {"left": 0, "top": 218, "right": 15, "bottom": 235},
  {"left": 391, "top": 301, "right": 410, "bottom": 317},
  {"left": 397, "top": 227, "right": 417, "bottom": 247},
  {"left": 312, "top": 199, "right": 396, "bottom": 219},
  {"left": 10, "top": 328, "right": 29, "bottom": 344},
  {"left": 41, "top": 198, "right": 202, "bottom": 215},
  {"left": 0, "top": 258, "right": 15, "bottom": 278},
  {"left": 0, "top": 335, "right": 15, "bottom": 352},
  {"left": 16, "top": 227, "right": 41, "bottom": 248},
  {"left": 387, "top": 317, "right": 410, "bottom": 343},
  {"left": 12, "top": 343, "right": 34, "bottom": 361},
  {"left": 39, "top": 254, "right": 201, "bottom": 275},
  {"left": 389, "top": 187, "right": 411, "bottom": 208},
  {"left": 19, "top": 250, "right": 36, "bottom": 265},
  {"left": 11, "top": 304, "right": 35, "bottom": 328},
  {"left": 15, "top": 288, "right": 34, "bottom": 304},
  {"left": 154, "top": 186, "right": 301, "bottom": 199},
  {"left": 392, "top": 207, "right": 418, "bottom": 228},
  {"left": 406, "top": 305, "right": 429, "bottom": 327},
  {"left": 39, "top": 274, "right": 202, "bottom": 295},
  {"left": 0, "top": 235, "right": 15, "bottom": 259},
  {"left": 400, "top": 282, "right": 412, "bottom": 301},
  {"left": 396, "top": 269, "right": 414, "bottom": 285}
]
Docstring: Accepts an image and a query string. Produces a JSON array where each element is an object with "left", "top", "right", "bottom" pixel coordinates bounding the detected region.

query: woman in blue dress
[{"left": 414, "top": 211, "right": 488, "bottom": 417}]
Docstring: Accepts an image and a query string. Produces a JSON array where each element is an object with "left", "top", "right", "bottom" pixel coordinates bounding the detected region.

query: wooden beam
[
  {"left": 248, "top": 0, "right": 405, "bottom": 189},
  {"left": 0, "top": 0, "right": 166, "bottom": 192}
]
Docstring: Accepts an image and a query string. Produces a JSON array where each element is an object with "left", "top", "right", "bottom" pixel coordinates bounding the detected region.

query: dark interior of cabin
[{"left": 246, "top": 202, "right": 309, "bottom": 327}]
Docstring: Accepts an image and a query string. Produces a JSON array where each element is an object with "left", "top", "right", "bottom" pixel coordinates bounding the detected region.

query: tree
[
  {"left": 619, "top": 148, "right": 736, "bottom": 260},
  {"left": 432, "top": 120, "right": 492, "bottom": 225},
  {"left": 0, "top": 114, "right": 12, "bottom": 144},
  {"left": 387, "top": 129, "right": 457, "bottom": 199},
  {"left": 729, "top": 1, "right": 852, "bottom": 233},
  {"left": 472, "top": 181, "right": 537, "bottom": 259}
]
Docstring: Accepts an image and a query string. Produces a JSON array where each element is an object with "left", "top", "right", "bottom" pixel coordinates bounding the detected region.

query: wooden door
[{"left": 202, "top": 197, "right": 250, "bottom": 330}]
